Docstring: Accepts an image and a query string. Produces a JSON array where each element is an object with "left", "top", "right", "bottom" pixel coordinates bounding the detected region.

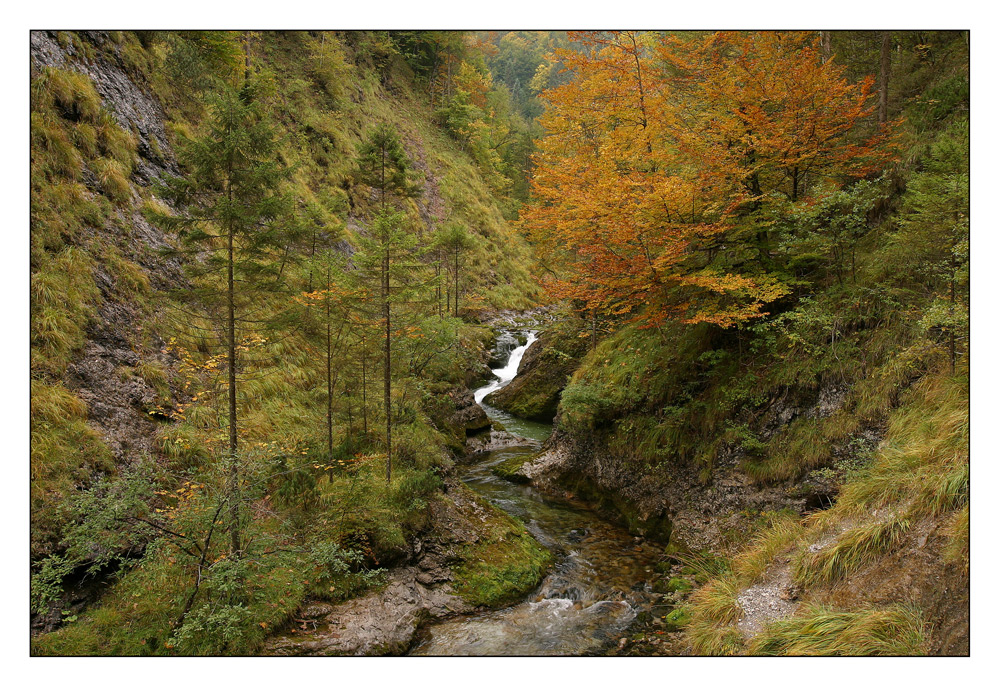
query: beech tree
[{"left": 523, "top": 31, "right": 895, "bottom": 330}]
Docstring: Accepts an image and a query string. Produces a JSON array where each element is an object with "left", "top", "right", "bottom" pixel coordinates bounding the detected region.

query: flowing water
[{"left": 409, "top": 331, "right": 662, "bottom": 656}]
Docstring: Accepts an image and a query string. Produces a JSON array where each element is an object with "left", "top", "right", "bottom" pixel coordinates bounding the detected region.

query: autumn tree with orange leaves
[{"left": 523, "top": 31, "right": 896, "bottom": 330}]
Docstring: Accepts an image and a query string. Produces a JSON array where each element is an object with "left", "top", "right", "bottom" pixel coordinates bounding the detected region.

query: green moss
[
  {"left": 664, "top": 607, "right": 692, "bottom": 630},
  {"left": 452, "top": 490, "right": 552, "bottom": 607},
  {"left": 490, "top": 450, "right": 535, "bottom": 484},
  {"left": 666, "top": 577, "right": 694, "bottom": 594}
]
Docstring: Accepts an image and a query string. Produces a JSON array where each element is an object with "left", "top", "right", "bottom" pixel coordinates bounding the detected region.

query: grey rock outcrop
[{"left": 266, "top": 566, "right": 470, "bottom": 656}]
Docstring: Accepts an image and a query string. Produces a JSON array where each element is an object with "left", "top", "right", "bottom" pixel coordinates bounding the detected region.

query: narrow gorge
[{"left": 29, "top": 29, "right": 969, "bottom": 659}]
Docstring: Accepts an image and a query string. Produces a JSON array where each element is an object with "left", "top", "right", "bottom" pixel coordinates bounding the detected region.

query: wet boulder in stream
[
  {"left": 485, "top": 320, "right": 588, "bottom": 423},
  {"left": 424, "top": 386, "right": 490, "bottom": 456}
]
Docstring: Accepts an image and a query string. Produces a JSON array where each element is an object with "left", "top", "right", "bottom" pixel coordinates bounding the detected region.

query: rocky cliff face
[
  {"left": 523, "top": 429, "right": 806, "bottom": 548},
  {"left": 31, "top": 31, "right": 179, "bottom": 183},
  {"left": 31, "top": 31, "right": 187, "bottom": 503},
  {"left": 518, "top": 380, "right": 871, "bottom": 551}
]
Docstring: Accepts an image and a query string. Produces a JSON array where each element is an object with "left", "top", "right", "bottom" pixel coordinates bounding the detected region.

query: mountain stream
[{"left": 408, "top": 330, "right": 663, "bottom": 655}]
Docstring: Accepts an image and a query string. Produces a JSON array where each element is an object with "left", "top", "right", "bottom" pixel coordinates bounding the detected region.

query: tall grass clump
[
  {"left": 835, "top": 371, "right": 968, "bottom": 518},
  {"left": 30, "top": 381, "right": 115, "bottom": 556},
  {"left": 685, "top": 576, "right": 745, "bottom": 655},
  {"left": 794, "top": 517, "right": 912, "bottom": 587},
  {"left": 749, "top": 605, "right": 926, "bottom": 656}
]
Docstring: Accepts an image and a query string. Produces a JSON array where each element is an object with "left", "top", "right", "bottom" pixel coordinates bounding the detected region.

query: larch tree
[
  {"left": 295, "top": 248, "right": 352, "bottom": 463},
  {"left": 435, "top": 222, "right": 476, "bottom": 317}
]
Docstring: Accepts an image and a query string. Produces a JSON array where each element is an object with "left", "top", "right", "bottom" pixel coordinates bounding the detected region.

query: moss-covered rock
[
  {"left": 666, "top": 577, "right": 694, "bottom": 594},
  {"left": 484, "top": 318, "right": 589, "bottom": 422},
  {"left": 451, "top": 491, "right": 553, "bottom": 607},
  {"left": 664, "top": 607, "right": 692, "bottom": 631},
  {"left": 490, "top": 450, "right": 537, "bottom": 484},
  {"left": 651, "top": 578, "right": 671, "bottom": 594},
  {"left": 423, "top": 385, "right": 490, "bottom": 455},
  {"left": 652, "top": 575, "right": 692, "bottom": 596}
]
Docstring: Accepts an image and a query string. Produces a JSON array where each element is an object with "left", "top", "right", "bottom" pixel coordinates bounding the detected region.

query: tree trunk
[
  {"left": 243, "top": 32, "right": 252, "bottom": 85},
  {"left": 820, "top": 31, "right": 832, "bottom": 63},
  {"left": 878, "top": 31, "right": 892, "bottom": 127},
  {"left": 453, "top": 246, "right": 460, "bottom": 318},
  {"left": 626, "top": 32, "right": 653, "bottom": 155},
  {"left": 435, "top": 254, "right": 442, "bottom": 317},
  {"left": 380, "top": 142, "right": 391, "bottom": 482},
  {"left": 950, "top": 209, "right": 958, "bottom": 374},
  {"left": 307, "top": 227, "right": 317, "bottom": 292},
  {"left": 226, "top": 201, "right": 240, "bottom": 558},
  {"left": 361, "top": 345, "right": 368, "bottom": 434},
  {"left": 747, "top": 158, "right": 769, "bottom": 261},
  {"left": 326, "top": 261, "right": 333, "bottom": 457},
  {"left": 384, "top": 252, "right": 391, "bottom": 483}
]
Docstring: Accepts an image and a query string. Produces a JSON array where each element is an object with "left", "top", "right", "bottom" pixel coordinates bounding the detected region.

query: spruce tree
[
  {"left": 353, "top": 124, "right": 420, "bottom": 482},
  {"left": 151, "top": 82, "right": 293, "bottom": 555}
]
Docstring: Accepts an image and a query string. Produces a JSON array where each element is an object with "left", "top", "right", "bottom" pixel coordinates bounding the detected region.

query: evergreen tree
[
  {"left": 349, "top": 208, "right": 426, "bottom": 482},
  {"left": 353, "top": 124, "right": 421, "bottom": 482},
  {"left": 150, "top": 82, "right": 293, "bottom": 555},
  {"left": 435, "top": 222, "right": 476, "bottom": 317},
  {"left": 895, "top": 119, "right": 969, "bottom": 372}
]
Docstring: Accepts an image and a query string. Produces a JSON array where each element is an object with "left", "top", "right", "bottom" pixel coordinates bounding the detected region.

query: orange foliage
[
  {"left": 522, "top": 31, "right": 896, "bottom": 329},
  {"left": 659, "top": 31, "right": 895, "bottom": 207}
]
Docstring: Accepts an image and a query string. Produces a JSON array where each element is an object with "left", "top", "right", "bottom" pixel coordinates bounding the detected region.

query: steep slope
[{"left": 30, "top": 30, "right": 547, "bottom": 652}]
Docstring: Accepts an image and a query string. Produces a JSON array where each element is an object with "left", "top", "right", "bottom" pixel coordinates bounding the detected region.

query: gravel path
[{"left": 736, "top": 564, "right": 799, "bottom": 638}]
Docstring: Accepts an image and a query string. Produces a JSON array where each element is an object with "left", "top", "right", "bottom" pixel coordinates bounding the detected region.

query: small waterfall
[
  {"left": 409, "top": 324, "right": 660, "bottom": 656},
  {"left": 474, "top": 331, "right": 538, "bottom": 404}
]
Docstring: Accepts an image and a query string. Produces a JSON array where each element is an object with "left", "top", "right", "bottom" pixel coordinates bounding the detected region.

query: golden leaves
[{"left": 522, "top": 31, "right": 894, "bottom": 329}]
